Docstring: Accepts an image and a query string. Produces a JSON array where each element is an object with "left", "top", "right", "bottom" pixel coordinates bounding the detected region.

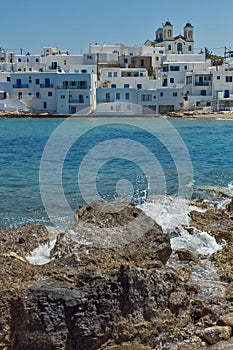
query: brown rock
[
  {"left": 189, "top": 210, "right": 233, "bottom": 244},
  {"left": 209, "top": 340, "right": 233, "bottom": 349},
  {"left": 211, "top": 245, "right": 233, "bottom": 282},
  {"left": 203, "top": 326, "right": 232, "bottom": 345},
  {"left": 176, "top": 249, "right": 199, "bottom": 263},
  {"left": 52, "top": 200, "right": 172, "bottom": 268},
  {"left": 225, "top": 282, "right": 233, "bottom": 301},
  {"left": 176, "top": 267, "right": 191, "bottom": 282},
  {"left": 218, "top": 313, "right": 233, "bottom": 327}
]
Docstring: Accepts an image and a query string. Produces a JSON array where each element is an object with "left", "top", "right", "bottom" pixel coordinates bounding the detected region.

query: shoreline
[{"left": 1, "top": 110, "right": 233, "bottom": 119}]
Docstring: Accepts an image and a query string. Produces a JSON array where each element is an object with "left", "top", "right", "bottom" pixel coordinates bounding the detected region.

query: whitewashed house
[
  {"left": 56, "top": 71, "right": 97, "bottom": 114},
  {"left": 212, "top": 67, "right": 233, "bottom": 111},
  {"left": 6, "top": 70, "right": 97, "bottom": 114}
]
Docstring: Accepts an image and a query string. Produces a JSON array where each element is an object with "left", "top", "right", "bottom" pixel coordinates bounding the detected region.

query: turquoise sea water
[{"left": 1, "top": 116, "right": 233, "bottom": 228}]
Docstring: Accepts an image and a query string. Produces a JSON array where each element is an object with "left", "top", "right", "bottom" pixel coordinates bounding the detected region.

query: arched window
[
  {"left": 188, "top": 30, "right": 192, "bottom": 39},
  {"left": 168, "top": 44, "right": 172, "bottom": 51},
  {"left": 168, "top": 30, "right": 172, "bottom": 37},
  {"left": 177, "top": 42, "right": 183, "bottom": 53}
]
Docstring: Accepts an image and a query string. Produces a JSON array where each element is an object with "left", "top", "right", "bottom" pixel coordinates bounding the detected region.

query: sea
[{"left": 1, "top": 116, "right": 233, "bottom": 264}]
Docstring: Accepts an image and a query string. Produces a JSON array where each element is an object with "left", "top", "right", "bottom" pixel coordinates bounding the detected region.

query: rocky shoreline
[
  {"left": 0, "top": 199, "right": 233, "bottom": 349},
  {"left": 1, "top": 110, "right": 233, "bottom": 119}
]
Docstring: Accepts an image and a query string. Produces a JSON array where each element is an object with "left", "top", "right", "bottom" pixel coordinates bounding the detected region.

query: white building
[
  {"left": 2, "top": 70, "right": 97, "bottom": 114},
  {"left": 145, "top": 21, "right": 195, "bottom": 54}
]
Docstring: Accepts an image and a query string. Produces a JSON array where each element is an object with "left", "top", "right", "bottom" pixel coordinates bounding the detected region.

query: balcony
[
  {"left": 69, "top": 99, "right": 85, "bottom": 104},
  {"left": 98, "top": 98, "right": 114, "bottom": 103},
  {"left": 40, "top": 84, "right": 54, "bottom": 88},
  {"left": 195, "top": 82, "right": 210, "bottom": 86},
  {"left": 13, "top": 84, "right": 29, "bottom": 89}
]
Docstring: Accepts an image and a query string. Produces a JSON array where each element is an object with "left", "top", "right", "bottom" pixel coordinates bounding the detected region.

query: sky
[{"left": 1, "top": 0, "right": 232, "bottom": 56}]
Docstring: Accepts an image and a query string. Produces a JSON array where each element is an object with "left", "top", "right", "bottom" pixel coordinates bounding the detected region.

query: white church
[{"left": 145, "top": 21, "right": 194, "bottom": 54}]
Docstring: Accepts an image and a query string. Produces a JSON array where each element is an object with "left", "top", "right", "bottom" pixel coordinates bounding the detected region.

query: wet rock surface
[{"left": 0, "top": 201, "right": 233, "bottom": 349}]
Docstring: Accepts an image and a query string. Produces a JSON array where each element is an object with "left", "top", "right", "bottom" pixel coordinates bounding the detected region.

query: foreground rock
[
  {"left": 0, "top": 201, "right": 233, "bottom": 349},
  {"left": 51, "top": 201, "right": 172, "bottom": 268}
]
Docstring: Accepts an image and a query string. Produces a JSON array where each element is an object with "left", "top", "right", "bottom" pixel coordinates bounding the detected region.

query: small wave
[
  {"left": 139, "top": 195, "right": 202, "bottom": 232},
  {"left": 140, "top": 195, "right": 222, "bottom": 256},
  {"left": 26, "top": 226, "right": 59, "bottom": 265}
]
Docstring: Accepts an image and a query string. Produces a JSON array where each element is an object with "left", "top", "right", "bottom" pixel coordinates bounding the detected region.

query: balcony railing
[
  {"left": 98, "top": 98, "right": 114, "bottom": 103},
  {"left": 13, "top": 84, "right": 29, "bottom": 88},
  {"left": 195, "top": 82, "right": 210, "bottom": 86},
  {"left": 69, "top": 99, "right": 85, "bottom": 104},
  {"left": 57, "top": 85, "right": 91, "bottom": 90},
  {"left": 40, "top": 84, "right": 54, "bottom": 88}
]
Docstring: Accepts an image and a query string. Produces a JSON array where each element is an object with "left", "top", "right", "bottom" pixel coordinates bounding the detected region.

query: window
[
  {"left": 124, "top": 58, "right": 128, "bottom": 64},
  {"left": 64, "top": 60, "right": 67, "bottom": 65},
  {"left": 105, "top": 92, "right": 111, "bottom": 101},
  {"left": 142, "top": 94, "right": 152, "bottom": 102},
  {"left": 29, "top": 76, "right": 32, "bottom": 83},
  {"left": 189, "top": 45, "right": 192, "bottom": 52},
  {"left": 18, "top": 92, "right": 22, "bottom": 99},
  {"left": 79, "top": 81, "right": 87, "bottom": 89},
  {"left": 81, "top": 70, "right": 87, "bottom": 73},
  {"left": 36, "top": 92, "right": 40, "bottom": 98},
  {"left": 114, "top": 72, "right": 118, "bottom": 77},
  {"left": 201, "top": 90, "right": 206, "bottom": 96},
  {"left": 217, "top": 76, "right": 220, "bottom": 80},
  {"left": 7, "top": 77, "right": 11, "bottom": 82},
  {"left": 170, "top": 78, "right": 174, "bottom": 83},
  {"left": 137, "top": 84, "right": 142, "bottom": 90},
  {"left": 111, "top": 84, "right": 116, "bottom": 88},
  {"left": 140, "top": 72, "right": 144, "bottom": 77},
  {"left": 48, "top": 91, "right": 53, "bottom": 96},
  {"left": 60, "top": 95, "right": 65, "bottom": 99},
  {"left": 173, "top": 92, "right": 177, "bottom": 96},
  {"left": 43, "top": 102, "right": 47, "bottom": 109},
  {"left": 184, "top": 65, "right": 187, "bottom": 70},
  {"left": 224, "top": 90, "right": 230, "bottom": 98},
  {"left": 79, "top": 95, "right": 84, "bottom": 103},
  {"left": 160, "top": 92, "right": 163, "bottom": 97},
  {"left": 162, "top": 66, "right": 169, "bottom": 72},
  {"left": 87, "top": 55, "right": 92, "bottom": 59},
  {"left": 124, "top": 84, "right": 129, "bottom": 88},
  {"left": 170, "top": 66, "right": 180, "bottom": 71},
  {"left": 168, "top": 45, "right": 171, "bottom": 51},
  {"left": 18, "top": 58, "right": 21, "bottom": 62},
  {"left": 125, "top": 93, "right": 130, "bottom": 100},
  {"left": 226, "top": 76, "right": 232, "bottom": 82},
  {"left": 36, "top": 58, "right": 39, "bottom": 63},
  {"left": 116, "top": 93, "right": 120, "bottom": 100},
  {"left": 108, "top": 72, "right": 112, "bottom": 78},
  {"left": 35, "top": 79, "right": 40, "bottom": 85},
  {"left": 177, "top": 43, "right": 183, "bottom": 53}
]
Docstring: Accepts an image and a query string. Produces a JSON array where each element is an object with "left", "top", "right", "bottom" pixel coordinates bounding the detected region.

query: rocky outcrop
[
  {"left": 51, "top": 201, "right": 172, "bottom": 268},
  {"left": 1, "top": 201, "right": 233, "bottom": 349}
]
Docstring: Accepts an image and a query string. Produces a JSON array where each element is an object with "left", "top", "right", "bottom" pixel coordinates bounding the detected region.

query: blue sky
[{"left": 1, "top": 0, "right": 232, "bottom": 56}]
